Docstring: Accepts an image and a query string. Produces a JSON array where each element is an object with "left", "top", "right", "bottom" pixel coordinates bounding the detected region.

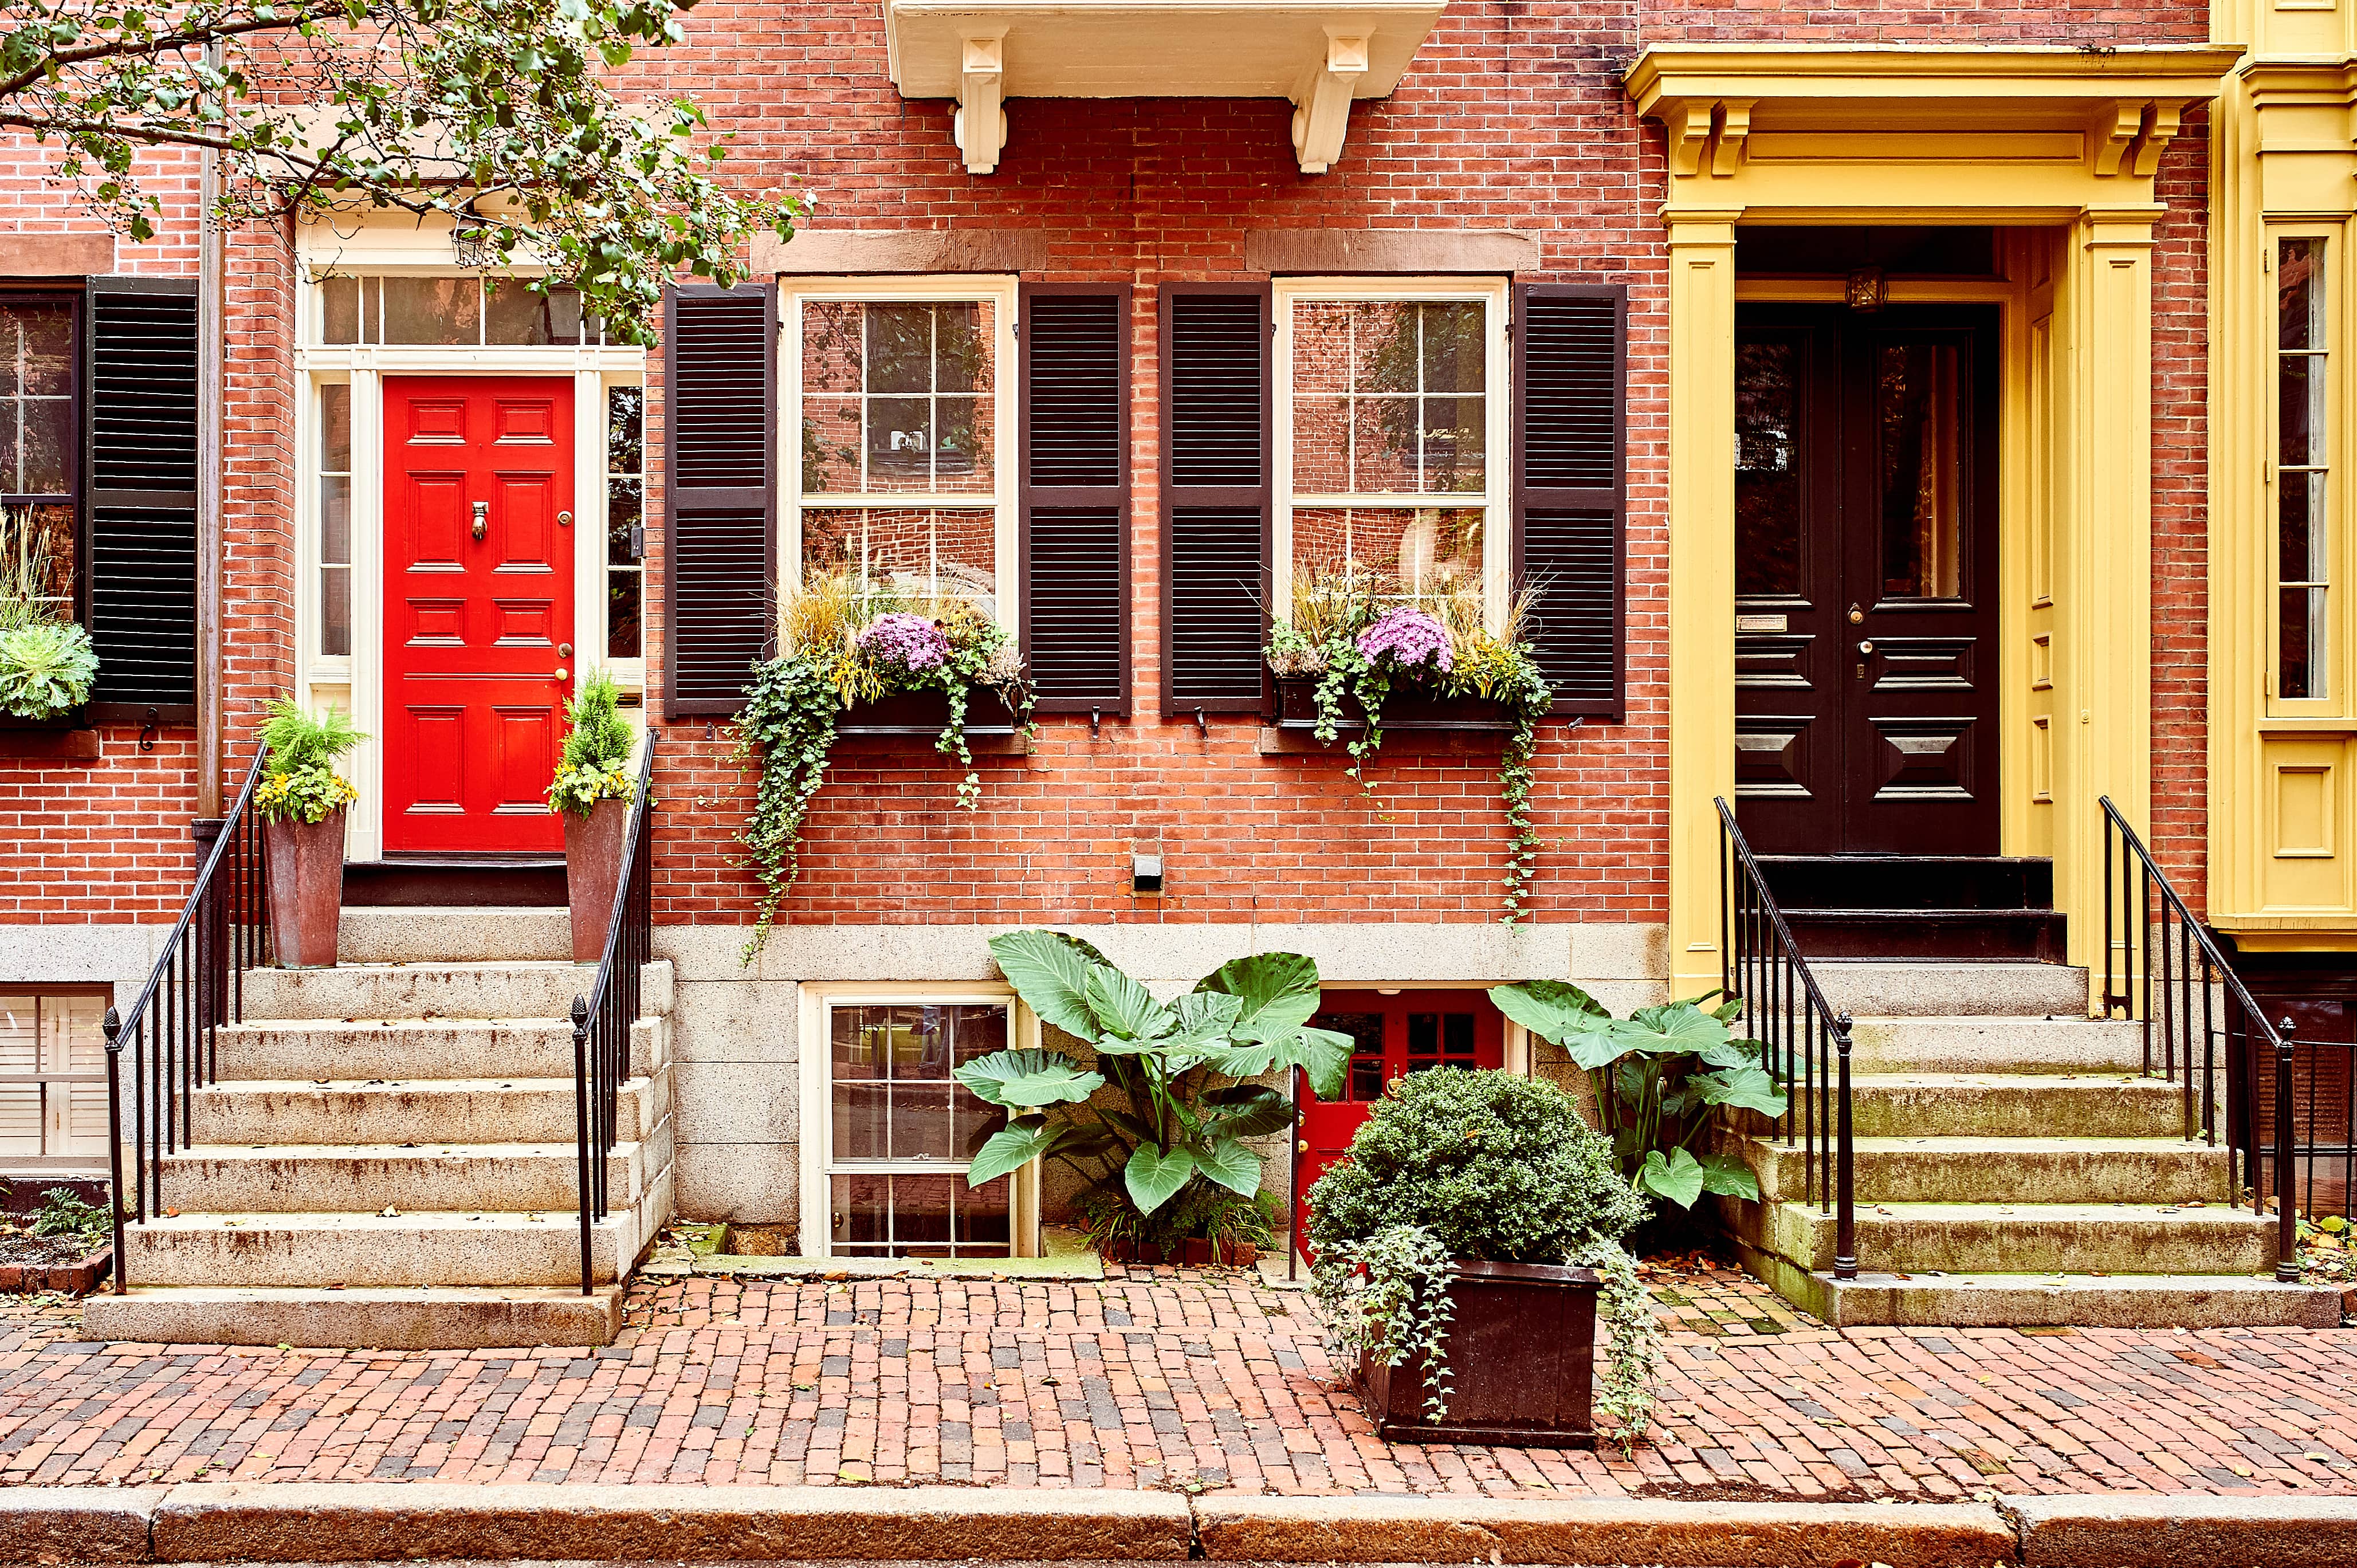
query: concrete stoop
[
  {"left": 83, "top": 915, "right": 677, "bottom": 1350},
  {"left": 0, "top": 1481, "right": 2348, "bottom": 1567},
  {"left": 1731, "top": 978, "right": 2343, "bottom": 1329}
]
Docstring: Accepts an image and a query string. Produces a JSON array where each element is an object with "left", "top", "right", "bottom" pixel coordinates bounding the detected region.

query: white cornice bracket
[
  {"left": 1291, "top": 31, "right": 1370, "bottom": 174},
  {"left": 954, "top": 31, "right": 1008, "bottom": 175}
]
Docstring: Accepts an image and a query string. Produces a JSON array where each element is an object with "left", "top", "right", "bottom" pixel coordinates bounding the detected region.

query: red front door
[
  {"left": 382, "top": 376, "right": 575, "bottom": 854},
  {"left": 1293, "top": 991, "right": 1506, "bottom": 1256}
]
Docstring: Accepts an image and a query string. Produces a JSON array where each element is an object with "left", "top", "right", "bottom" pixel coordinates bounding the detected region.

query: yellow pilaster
[{"left": 1666, "top": 210, "right": 1741, "bottom": 999}]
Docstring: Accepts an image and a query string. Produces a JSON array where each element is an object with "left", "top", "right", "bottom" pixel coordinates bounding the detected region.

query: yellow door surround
[{"left": 1626, "top": 44, "right": 2243, "bottom": 1003}]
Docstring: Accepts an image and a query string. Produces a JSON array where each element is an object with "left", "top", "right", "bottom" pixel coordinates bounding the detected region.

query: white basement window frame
[
  {"left": 779, "top": 276, "right": 1022, "bottom": 640},
  {"left": 1272, "top": 276, "right": 1513, "bottom": 634},
  {"left": 0, "top": 990, "right": 110, "bottom": 1170},
  {"left": 796, "top": 984, "right": 1043, "bottom": 1260}
]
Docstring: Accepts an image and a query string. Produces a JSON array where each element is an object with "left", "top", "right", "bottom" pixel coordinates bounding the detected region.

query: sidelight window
[
  {"left": 2279, "top": 236, "right": 2331, "bottom": 702},
  {"left": 607, "top": 386, "right": 645, "bottom": 659},
  {"left": 787, "top": 286, "right": 1016, "bottom": 630},
  {"left": 1277, "top": 284, "right": 1510, "bottom": 626}
]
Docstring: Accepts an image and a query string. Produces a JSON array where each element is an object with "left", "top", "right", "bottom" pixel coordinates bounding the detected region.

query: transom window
[
  {"left": 317, "top": 275, "right": 603, "bottom": 347},
  {"left": 2279, "top": 235, "right": 2331, "bottom": 703},
  {"left": 825, "top": 1000, "right": 1013, "bottom": 1257},
  {"left": 0, "top": 297, "right": 78, "bottom": 618},
  {"left": 1277, "top": 284, "right": 1509, "bottom": 624},
  {"left": 786, "top": 284, "right": 1016, "bottom": 630}
]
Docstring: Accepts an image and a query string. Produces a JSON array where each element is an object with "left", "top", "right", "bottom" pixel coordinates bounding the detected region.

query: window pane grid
[
  {"left": 2280, "top": 236, "right": 2331, "bottom": 701},
  {"left": 800, "top": 300, "right": 995, "bottom": 501},
  {"left": 317, "top": 383, "right": 352, "bottom": 658},
  {"left": 316, "top": 276, "right": 599, "bottom": 347},
  {"left": 827, "top": 1000, "right": 1015, "bottom": 1259},
  {"left": 608, "top": 386, "right": 645, "bottom": 659}
]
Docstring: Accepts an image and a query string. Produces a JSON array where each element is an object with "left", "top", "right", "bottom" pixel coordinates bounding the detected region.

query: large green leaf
[
  {"left": 1618, "top": 1001, "right": 1738, "bottom": 1060},
  {"left": 1697, "top": 1062, "right": 1789, "bottom": 1119},
  {"left": 1193, "top": 1137, "right": 1264, "bottom": 1198},
  {"left": 967, "top": 1116, "right": 1060, "bottom": 1186},
  {"left": 1561, "top": 1019, "right": 1632, "bottom": 1072},
  {"left": 1284, "top": 1025, "right": 1352, "bottom": 1102},
  {"left": 952, "top": 1049, "right": 1106, "bottom": 1110},
  {"left": 1099, "top": 1105, "right": 1162, "bottom": 1149},
  {"left": 1086, "top": 964, "right": 1174, "bottom": 1042},
  {"left": 1698, "top": 1151, "right": 1762, "bottom": 1202},
  {"left": 1636, "top": 1147, "right": 1706, "bottom": 1209},
  {"left": 1165, "top": 989, "right": 1245, "bottom": 1050},
  {"left": 1125, "top": 1142, "right": 1197, "bottom": 1215},
  {"left": 1486, "top": 980, "right": 1608, "bottom": 1046},
  {"left": 988, "top": 930, "right": 1105, "bottom": 1042},
  {"left": 1200, "top": 952, "right": 1324, "bottom": 1043},
  {"left": 1205, "top": 1083, "right": 1294, "bottom": 1138}
]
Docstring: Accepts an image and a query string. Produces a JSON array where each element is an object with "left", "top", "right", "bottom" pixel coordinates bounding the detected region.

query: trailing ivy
[
  {"left": 1267, "top": 585, "right": 1553, "bottom": 922},
  {"left": 734, "top": 583, "right": 1029, "bottom": 958}
]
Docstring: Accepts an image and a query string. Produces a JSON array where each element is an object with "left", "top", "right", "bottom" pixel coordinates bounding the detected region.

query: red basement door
[
  {"left": 382, "top": 376, "right": 576, "bottom": 854},
  {"left": 1293, "top": 991, "right": 1505, "bottom": 1256}
]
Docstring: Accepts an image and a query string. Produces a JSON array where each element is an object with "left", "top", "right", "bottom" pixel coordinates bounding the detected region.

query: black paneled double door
[{"left": 1733, "top": 305, "right": 2001, "bottom": 856}]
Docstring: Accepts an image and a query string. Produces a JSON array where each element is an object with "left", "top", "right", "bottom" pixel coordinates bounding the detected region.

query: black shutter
[
  {"left": 83, "top": 276, "right": 198, "bottom": 722},
  {"left": 1020, "top": 285, "right": 1129, "bottom": 714},
  {"left": 663, "top": 282, "right": 776, "bottom": 719},
  {"left": 1515, "top": 284, "right": 1626, "bottom": 721},
  {"left": 1159, "top": 285, "right": 1270, "bottom": 715}
]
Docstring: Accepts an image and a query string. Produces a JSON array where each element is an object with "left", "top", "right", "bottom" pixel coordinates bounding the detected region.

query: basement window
[
  {"left": 0, "top": 992, "right": 108, "bottom": 1168},
  {"left": 823, "top": 999, "right": 1014, "bottom": 1257}
]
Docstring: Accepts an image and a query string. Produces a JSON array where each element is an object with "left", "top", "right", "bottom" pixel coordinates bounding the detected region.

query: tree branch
[{"left": 0, "top": 5, "right": 349, "bottom": 100}]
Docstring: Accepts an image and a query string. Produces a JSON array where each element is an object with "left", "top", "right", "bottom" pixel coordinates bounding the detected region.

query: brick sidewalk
[{"left": 2, "top": 1256, "right": 2353, "bottom": 1500}]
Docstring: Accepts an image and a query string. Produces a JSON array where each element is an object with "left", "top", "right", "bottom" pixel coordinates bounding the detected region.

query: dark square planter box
[
  {"left": 834, "top": 687, "right": 1019, "bottom": 737},
  {"left": 1269, "top": 674, "right": 1515, "bottom": 734},
  {"left": 1357, "top": 1259, "right": 1600, "bottom": 1448}
]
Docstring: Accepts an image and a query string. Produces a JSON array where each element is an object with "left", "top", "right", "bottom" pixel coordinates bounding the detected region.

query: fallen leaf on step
[
  {"left": 164, "top": 1208, "right": 179, "bottom": 1218},
  {"left": 326, "top": 1283, "right": 344, "bottom": 1291},
  {"left": 2307, "top": 1453, "right": 2334, "bottom": 1461}
]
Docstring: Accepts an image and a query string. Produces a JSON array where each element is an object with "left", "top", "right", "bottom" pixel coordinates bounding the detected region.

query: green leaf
[
  {"left": 1637, "top": 1147, "right": 1706, "bottom": 1209},
  {"left": 1199, "top": 952, "right": 1324, "bottom": 1042},
  {"left": 1561, "top": 1021, "right": 1631, "bottom": 1072},
  {"left": 1486, "top": 980, "right": 1608, "bottom": 1046},
  {"left": 1698, "top": 1152, "right": 1762, "bottom": 1202},
  {"left": 966, "top": 1117, "right": 1058, "bottom": 1186},
  {"left": 1205, "top": 1083, "right": 1294, "bottom": 1138},
  {"left": 1616, "top": 1001, "right": 1735, "bottom": 1060},
  {"left": 1697, "top": 1062, "right": 1789, "bottom": 1119},
  {"left": 987, "top": 930, "right": 1105, "bottom": 1041},
  {"left": 1280, "top": 1025, "right": 1352, "bottom": 1102},
  {"left": 1124, "top": 1142, "right": 1197, "bottom": 1215},
  {"left": 1167, "top": 989, "right": 1245, "bottom": 1046},
  {"left": 1193, "top": 1137, "right": 1264, "bottom": 1198},
  {"left": 1085, "top": 964, "right": 1173, "bottom": 1042},
  {"left": 952, "top": 1048, "right": 1105, "bottom": 1109}
]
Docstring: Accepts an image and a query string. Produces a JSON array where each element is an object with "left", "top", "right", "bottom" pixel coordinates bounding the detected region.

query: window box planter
[
  {"left": 0, "top": 710, "right": 100, "bottom": 761},
  {"left": 1356, "top": 1260, "right": 1601, "bottom": 1448},
  {"left": 834, "top": 687, "right": 1021, "bottom": 738},
  {"left": 1268, "top": 674, "right": 1517, "bottom": 734}
]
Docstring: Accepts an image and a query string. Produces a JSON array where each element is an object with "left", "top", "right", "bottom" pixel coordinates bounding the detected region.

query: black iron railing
[
  {"left": 102, "top": 747, "right": 273, "bottom": 1291},
  {"left": 1717, "top": 799, "right": 1857, "bottom": 1278},
  {"left": 2100, "top": 797, "right": 2299, "bottom": 1281},
  {"left": 572, "top": 730, "right": 657, "bottom": 1295}
]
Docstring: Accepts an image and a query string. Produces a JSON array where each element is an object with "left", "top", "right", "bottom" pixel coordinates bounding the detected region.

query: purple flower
[
  {"left": 858, "top": 611, "right": 950, "bottom": 673},
  {"left": 1356, "top": 606, "right": 1454, "bottom": 674}
]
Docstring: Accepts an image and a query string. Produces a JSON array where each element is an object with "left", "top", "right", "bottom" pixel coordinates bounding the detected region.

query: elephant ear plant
[
  {"left": 1488, "top": 983, "right": 1789, "bottom": 1209},
  {"left": 954, "top": 930, "right": 1352, "bottom": 1232}
]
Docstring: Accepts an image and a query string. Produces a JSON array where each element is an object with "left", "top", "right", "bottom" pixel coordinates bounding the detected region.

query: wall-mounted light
[
  {"left": 1377, "top": 987, "right": 1402, "bottom": 996},
  {"left": 1845, "top": 265, "right": 1886, "bottom": 313},
  {"left": 1132, "top": 851, "right": 1164, "bottom": 895}
]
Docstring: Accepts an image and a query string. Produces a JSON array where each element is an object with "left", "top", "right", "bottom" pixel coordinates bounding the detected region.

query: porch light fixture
[
  {"left": 1845, "top": 265, "right": 1885, "bottom": 313},
  {"left": 451, "top": 210, "right": 498, "bottom": 271},
  {"left": 1132, "top": 851, "right": 1164, "bottom": 895}
]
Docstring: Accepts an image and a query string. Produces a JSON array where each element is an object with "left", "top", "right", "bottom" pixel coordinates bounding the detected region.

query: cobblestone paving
[{"left": 1, "top": 1254, "right": 2354, "bottom": 1499}]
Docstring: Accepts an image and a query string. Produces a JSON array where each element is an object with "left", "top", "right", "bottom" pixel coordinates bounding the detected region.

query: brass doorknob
[
  {"left": 1857, "top": 640, "right": 1875, "bottom": 656},
  {"left": 1297, "top": 1139, "right": 1310, "bottom": 1153},
  {"left": 557, "top": 510, "right": 573, "bottom": 528},
  {"left": 554, "top": 667, "right": 569, "bottom": 682}
]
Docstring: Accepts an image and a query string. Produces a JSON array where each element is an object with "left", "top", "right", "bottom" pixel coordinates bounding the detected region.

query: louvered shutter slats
[
  {"left": 663, "top": 284, "right": 776, "bottom": 718},
  {"left": 1160, "top": 288, "right": 1269, "bottom": 713},
  {"left": 1021, "top": 286, "right": 1129, "bottom": 713},
  {"left": 1516, "top": 286, "right": 1626, "bottom": 721},
  {"left": 85, "top": 277, "right": 199, "bottom": 719}
]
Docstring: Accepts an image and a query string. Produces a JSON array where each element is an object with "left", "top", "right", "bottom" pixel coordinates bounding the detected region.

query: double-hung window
[
  {"left": 784, "top": 280, "right": 1019, "bottom": 630},
  {"left": 1276, "top": 280, "right": 1511, "bottom": 630},
  {"left": 811, "top": 996, "right": 1021, "bottom": 1257},
  {"left": 0, "top": 296, "right": 77, "bottom": 620}
]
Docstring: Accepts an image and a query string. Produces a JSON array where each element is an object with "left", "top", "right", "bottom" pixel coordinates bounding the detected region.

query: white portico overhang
[{"left": 881, "top": 0, "right": 1446, "bottom": 174}]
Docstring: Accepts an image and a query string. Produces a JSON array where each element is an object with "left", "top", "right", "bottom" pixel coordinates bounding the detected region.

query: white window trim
[
  {"left": 796, "top": 981, "right": 1042, "bottom": 1260},
  {"left": 778, "top": 275, "right": 1022, "bottom": 642},
  {"left": 1271, "top": 276, "right": 1514, "bottom": 634},
  {"left": 290, "top": 265, "right": 648, "bottom": 861}
]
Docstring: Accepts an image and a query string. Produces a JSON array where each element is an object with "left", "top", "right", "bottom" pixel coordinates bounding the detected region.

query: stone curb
[
  {"left": 2007, "top": 1491, "right": 2357, "bottom": 1567},
  {"left": 1194, "top": 1492, "right": 2014, "bottom": 1566},
  {"left": 0, "top": 1483, "right": 2346, "bottom": 1565},
  {"left": 147, "top": 1484, "right": 1191, "bottom": 1562}
]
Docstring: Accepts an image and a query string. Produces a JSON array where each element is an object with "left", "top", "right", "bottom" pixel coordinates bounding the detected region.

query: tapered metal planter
[
  {"left": 1357, "top": 1260, "right": 1601, "bottom": 1448},
  {"left": 263, "top": 809, "right": 346, "bottom": 968},
  {"left": 564, "top": 797, "right": 630, "bottom": 963}
]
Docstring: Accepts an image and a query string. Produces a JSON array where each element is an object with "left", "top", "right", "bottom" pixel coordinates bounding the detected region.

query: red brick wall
[
  {"left": 2150, "top": 118, "right": 2211, "bottom": 913},
  {"left": 1639, "top": 0, "right": 2209, "bottom": 44},
  {"left": 0, "top": 1, "right": 2217, "bottom": 936}
]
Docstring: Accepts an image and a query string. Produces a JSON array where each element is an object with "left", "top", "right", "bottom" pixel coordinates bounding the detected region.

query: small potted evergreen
[
  {"left": 253, "top": 699, "right": 364, "bottom": 969},
  {"left": 1306, "top": 1068, "right": 1661, "bottom": 1449},
  {"left": 547, "top": 672, "right": 639, "bottom": 962}
]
